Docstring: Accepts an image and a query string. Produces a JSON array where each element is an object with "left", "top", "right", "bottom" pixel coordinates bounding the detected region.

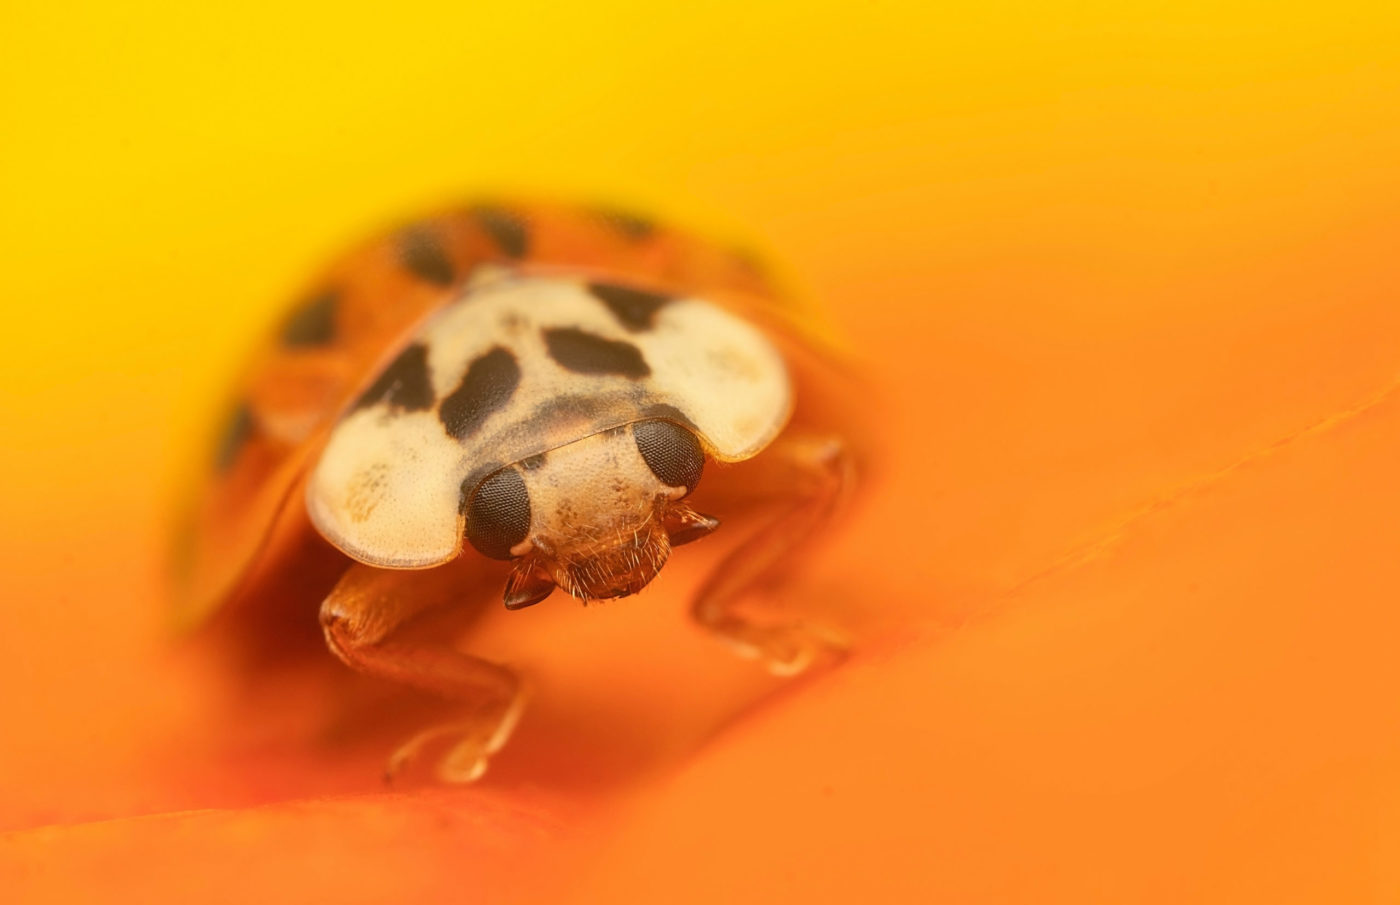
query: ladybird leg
[
  {"left": 690, "top": 434, "right": 856, "bottom": 676},
  {"left": 320, "top": 562, "right": 524, "bottom": 783}
]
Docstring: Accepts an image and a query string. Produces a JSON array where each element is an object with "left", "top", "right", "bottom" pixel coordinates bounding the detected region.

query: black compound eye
[
  {"left": 465, "top": 468, "right": 532, "bottom": 560},
  {"left": 633, "top": 420, "right": 705, "bottom": 494}
]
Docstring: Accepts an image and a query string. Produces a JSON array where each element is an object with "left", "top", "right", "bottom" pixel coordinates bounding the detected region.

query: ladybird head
[{"left": 462, "top": 420, "right": 721, "bottom": 609}]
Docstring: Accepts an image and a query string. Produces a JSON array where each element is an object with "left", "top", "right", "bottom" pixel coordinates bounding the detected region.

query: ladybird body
[
  {"left": 309, "top": 269, "right": 790, "bottom": 589},
  {"left": 179, "top": 200, "right": 860, "bottom": 781}
]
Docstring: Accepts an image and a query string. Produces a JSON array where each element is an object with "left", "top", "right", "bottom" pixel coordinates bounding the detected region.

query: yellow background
[{"left": 5, "top": 2, "right": 1400, "bottom": 902}]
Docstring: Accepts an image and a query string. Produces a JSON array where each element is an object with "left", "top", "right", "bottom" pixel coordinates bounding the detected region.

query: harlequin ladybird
[{"left": 178, "top": 200, "right": 860, "bottom": 782}]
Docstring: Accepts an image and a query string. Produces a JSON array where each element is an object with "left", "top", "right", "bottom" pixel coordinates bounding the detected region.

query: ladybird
[{"left": 178, "top": 200, "right": 860, "bottom": 782}]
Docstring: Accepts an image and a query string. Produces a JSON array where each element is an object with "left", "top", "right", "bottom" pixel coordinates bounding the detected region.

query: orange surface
[{"left": 4, "top": 2, "right": 1400, "bottom": 903}]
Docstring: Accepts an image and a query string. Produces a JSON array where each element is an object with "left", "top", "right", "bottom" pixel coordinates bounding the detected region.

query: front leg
[
  {"left": 692, "top": 433, "right": 856, "bottom": 675},
  {"left": 320, "top": 562, "right": 524, "bottom": 783}
]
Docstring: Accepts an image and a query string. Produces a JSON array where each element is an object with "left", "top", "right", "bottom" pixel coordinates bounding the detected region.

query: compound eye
[
  {"left": 633, "top": 420, "right": 705, "bottom": 494},
  {"left": 465, "top": 468, "right": 532, "bottom": 560}
]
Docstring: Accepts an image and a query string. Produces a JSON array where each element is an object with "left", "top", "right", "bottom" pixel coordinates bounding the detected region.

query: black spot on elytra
[
  {"left": 731, "top": 246, "right": 768, "bottom": 279},
  {"left": 464, "top": 467, "right": 532, "bottom": 560},
  {"left": 470, "top": 205, "right": 529, "bottom": 258},
  {"left": 214, "top": 402, "right": 253, "bottom": 471},
  {"left": 398, "top": 226, "right": 456, "bottom": 287},
  {"left": 439, "top": 347, "right": 521, "bottom": 440},
  {"left": 279, "top": 291, "right": 338, "bottom": 347},
  {"left": 587, "top": 282, "right": 672, "bottom": 331},
  {"left": 354, "top": 344, "right": 435, "bottom": 412},
  {"left": 543, "top": 328, "right": 650, "bottom": 379},
  {"left": 592, "top": 207, "right": 656, "bottom": 241}
]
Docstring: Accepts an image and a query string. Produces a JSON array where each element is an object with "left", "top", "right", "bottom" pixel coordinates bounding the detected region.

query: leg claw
[
  {"left": 723, "top": 622, "right": 849, "bottom": 677},
  {"left": 383, "top": 693, "right": 526, "bottom": 785}
]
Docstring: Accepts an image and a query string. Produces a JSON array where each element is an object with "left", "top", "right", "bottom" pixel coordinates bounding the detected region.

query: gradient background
[{"left": 4, "top": 1, "right": 1400, "bottom": 901}]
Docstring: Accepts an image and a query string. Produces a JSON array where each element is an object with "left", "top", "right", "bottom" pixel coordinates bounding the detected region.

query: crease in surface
[
  {"left": 1000, "top": 370, "right": 1400, "bottom": 602},
  {"left": 0, "top": 787, "right": 568, "bottom": 843}
]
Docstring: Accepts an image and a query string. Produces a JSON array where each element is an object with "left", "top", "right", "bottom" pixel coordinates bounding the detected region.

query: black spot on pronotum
[
  {"left": 640, "top": 402, "right": 700, "bottom": 433},
  {"left": 592, "top": 207, "right": 656, "bottom": 241},
  {"left": 398, "top": 225, "right": 457, "bottom": 287},
  {"left": 279, "top": 291, "right": 338, "bottom": 347},
  {"left": 587, "top": 282, "right": 673, "bottom": 331},
  {"left": 525, "top": 394, "right": 607, "bottom": 436},
  {"left": 464, "top": 468, "right": 531, "bottom": 560},
  {"left": 439, "top": 347, "right": 521, "bottom": 440},
  {"left": 214, "top": 402, "right": 254, "bottom": 471},
  {"left": 543, "top": 328, "right": 650, "bottom": 378},
  {"left": 353, "top": 343, "right": 435, "bottom": 412},
  {"left": 470, "top": 205, "right": 529, "bottom": 258},
  {"left": 633, "top": 420, "right": 705, "bottom": 493}
]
